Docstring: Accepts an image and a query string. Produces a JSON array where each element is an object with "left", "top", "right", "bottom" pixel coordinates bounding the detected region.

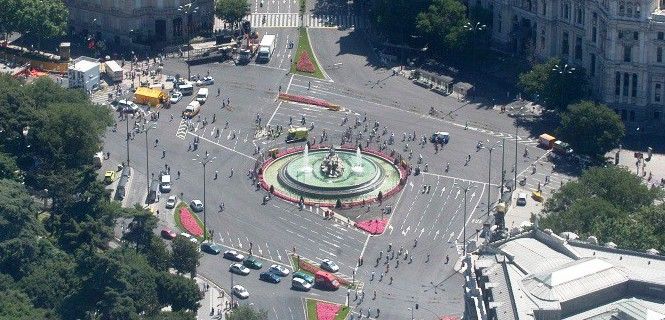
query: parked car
[
  {"left": 196, "top": 76, "right": 215, "bottom": 86},
  {"left": 179, "top": 232, "right": 199, "bottom": 244},
  {"left": 190, "top": 199, "right": 204, "bottom": 212},
  {"left": 223, "top": 250, "right": 245, "bottom": 261},
  {"left": 269, "top": 264, "right": 290, "bottom": 276},
  {"left": 260, "top": 271, "right": 281, "bottom": 283},
  {"left": 293, "top": 271, "right": 315, "bottom": 284},
  {"left": 169, "top": 91, "right": 182, "bottom": 104},
  {"left": 229, "top": 263, "right": 250, "bottom": 275},
  {"left": 165, "top": 195, "right": 177, "bottom": 209},
  {"left": 161, "top": 228, "right": 177, "bottom": 240},
  {"left": 320, "top": 259, "right": 339, "bottom": 273},
  {"left": 165, "top": 75, "right": 176, "bottom": 83},
  {"left": 430, "top": 131, "right": 450, "bottom": 144},
  {"left": 517, "top": 193, "right": 527, "bottom": 206},
  {"left": 243, "top": 256, "right": 263, "bottom": 269},
  {"left": 231, "top": 285, "right": 249, "bottom": 299},
  {"left": 291, "top": 277, "right": 312, "bottom": 291},
  {"left": 201, "top": 242, "right": 221, "bottom": 255}
]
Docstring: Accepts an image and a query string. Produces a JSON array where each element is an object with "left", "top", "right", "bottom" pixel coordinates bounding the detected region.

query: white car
[
  {"left": 517, "top": 193, "right": 528, "bottom": 206},
  {"left": 165, "top": 195, "right": 177, "bottom": 209},
  {"left": 229, "top": 263, "right": 250, "bottom": 275},
  {"left": 179, "top": 232, "right": 199, "bottom": 244},
  {"left": 269, "top": 264, "right": 290, "bottom": 276},
  {"left": 190, "top": 199, "right": 204, "bottom": 212},
  {"left": 169, "top": 91, "right": 182, "bottom": 104},
  {"left": 196, "top": 76, "right": 214, "bottom": 86},
  {"left": 223, "top": 250, "right": 245, "bottom": 261},
  {"left": 320, "top": 259, "right": 339, "bottom": 273},
  {"left": 291, "top": 277, "right": 312, "bottom": 291},
  {"left": 231, "top": 285, "right": 249, "bottom": 299}
]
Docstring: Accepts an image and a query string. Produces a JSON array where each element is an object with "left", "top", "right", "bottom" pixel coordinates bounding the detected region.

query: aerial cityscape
[{"left": 0, "top": 0, "right": 664, "bottom": 319}]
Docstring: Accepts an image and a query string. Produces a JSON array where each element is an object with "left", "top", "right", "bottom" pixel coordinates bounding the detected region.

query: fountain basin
[{"left": 260, "top": 146, "right": 405, "bottom": 207}]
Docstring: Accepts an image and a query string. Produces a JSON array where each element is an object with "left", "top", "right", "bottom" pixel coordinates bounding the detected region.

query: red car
[{"left": 161, "top": 228, "right": 177, "bottom": 240}]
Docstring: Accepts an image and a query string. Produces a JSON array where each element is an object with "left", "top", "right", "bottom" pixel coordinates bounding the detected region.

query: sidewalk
[
  {"left": 614, "top": 148, "right": 665, "bottom": 188},
  {"left": 194, "top": 275, "right": 232, "bottom": 320}
]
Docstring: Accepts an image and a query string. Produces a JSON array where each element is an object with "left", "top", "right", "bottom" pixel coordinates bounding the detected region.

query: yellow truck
[
  {"left": 286, "top": 127, "right": 309, "bottom": 143},
  {"left": 134, "top": 87, "right": 166, "bottom": 107}
]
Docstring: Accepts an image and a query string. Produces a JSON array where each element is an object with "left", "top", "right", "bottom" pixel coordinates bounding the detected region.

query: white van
[
  {"left": 182, "top": 101, "right": 201, "bottom": 118},
  {"left": 196, "top": 88, "right": 209, "bottom": 104},
  {"left": 160, "top": 174, "right": 172, "bottom": 193},
  {"left": 178, "top": 83, "right": 194, "bottom": 96}
]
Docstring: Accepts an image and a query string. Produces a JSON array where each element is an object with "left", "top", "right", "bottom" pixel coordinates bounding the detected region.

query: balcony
[{"left": 651, "top": 9, "right": 665, "bottom": 23}]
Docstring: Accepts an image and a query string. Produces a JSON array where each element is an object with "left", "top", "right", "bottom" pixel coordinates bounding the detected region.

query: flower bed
[
  {"left": 296, "top": 51, "right": 316, "bottom": 73},
  {"left": 315, "top": 301, "right": 340, "bottom": 320},
  {"left": 179, "top": 207, "right": 203, "bottom": 237},
  {"left": 356, "top": 218, "right": 388, "bottom": 235}
]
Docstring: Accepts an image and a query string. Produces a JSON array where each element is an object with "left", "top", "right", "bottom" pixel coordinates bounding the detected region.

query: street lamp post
[
  {"left": 179, "top": 1, "right": 199, "bottom": 80},
  {"left": 141, "top": 122, "right": 157, "bottom": 192},
  {"left": 485, "top": 140, "right": 502, "bottom": 215},
  {"left": 455, "top": 182, "right": 478, "bottom": 256},
  {"left": 194, "top": 153, "right": 215, "bottom": 240},
  {"left": 501, "top": 138, "right": 506, "bottom": 192},
  {"left": 514, "top": 126, "right": 518, "bottom": 190},
  {"left": 465, "top": 21, "right": 487, "bottom": 63},
  {"left": 407, "top": 307, "right": 414, "bottom": 320},
  {"left": 552, "top": 63, "right": 575, "bottom": 108},
  {"left": 125, "top": 115, "right": 130, "bottom": 167}
]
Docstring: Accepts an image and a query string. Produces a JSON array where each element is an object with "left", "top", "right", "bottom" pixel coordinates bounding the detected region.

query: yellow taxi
[{"left": 104, "top": 171, "right": 117, "bottom": 184}]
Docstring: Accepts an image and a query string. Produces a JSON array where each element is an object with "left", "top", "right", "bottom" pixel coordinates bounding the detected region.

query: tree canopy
[
  {"left": 0, "top": 74, "right": 201, "bottom": 319},
  {"left": 518, "top": 58, "right": 588, "bottom": 110},
  {"left": 215, "top": 0, "right": 251, "bottom": 28},
  {"left": 227, "top": 304, "right": 269, "bottom": 320},
  {"left": 0, "top": 0, "right": 68, "bottom": 45},
  {"left": 557, "top": 101, "right": 625, "bottom": 160},
  {"left": 415, "top": 0, "right": 469, "bottom": 52},
  {"left": 541, "top": 166, "right": 664, "bottom": 252}
]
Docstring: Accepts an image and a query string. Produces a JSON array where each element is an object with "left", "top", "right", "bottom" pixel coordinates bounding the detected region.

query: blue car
[{"left": 260, "top": 272, "right": 281, "bottom": 283}]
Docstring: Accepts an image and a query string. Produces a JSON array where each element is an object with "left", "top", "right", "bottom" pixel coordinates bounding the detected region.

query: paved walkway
[
  {"left": 614, "top": 148, "right": 665, "bottom": 188},
  {"left": 195, "top": 275, "right": 232, "bottom": 320}
]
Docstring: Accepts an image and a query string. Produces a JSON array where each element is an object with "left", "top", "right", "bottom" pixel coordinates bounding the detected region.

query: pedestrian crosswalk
[{"left": 245, "top": 13, "right": 367, "bottom": 29}]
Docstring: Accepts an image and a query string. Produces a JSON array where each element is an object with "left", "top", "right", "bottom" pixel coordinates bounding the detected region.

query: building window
[
  {"left": 619, "top": 2, "right": 625, "bottom": 15},
  {"left": 592, "top": 27, "right": 597, "bottom": 43},
  {"left": 627, "top": 3, "right": 633, "bottom": 16},
  {"left": 575, "top": 36, "right": 583, "bottom": 59},
  {"left": 563, "top": 3, "right": 570, "bottom": 20},
  {"left": 562, "top": 32, "right": 569, "bottom": 54},
  {"left": 615, "top": 72, "right": 621, "bottom": 95},
  {"left": 655, "top": 83, "right": 662, "bottom": 102},
  {"left": 655, "top": 111, "right": 661, "bottom": 120},
  {"left": 629, "top": 110, "right": 635, "bottom": 121},
  {"left": 542, "top": 1, "right": 547, "bottom": 15},
  {"left": 658, "top": 47, "right": 663, "bottom": 63},
  {"left": 632, "top": 73, "right": 638, "bottom": 97},
  {"left": 633, "top": 31, "right": 639, "bottom": 40},
  {"left": 576, "top": 8, "right": 584, "bottom": 24},
  {"left": 540, "top": 30, "right": 546, "bottom": 49},
  {"left": 623, "top": 73, "right": 629, "bottom": 96},
  {"left": 659, "top": 32, "right": 665, "bottom": 40},
  {"left": 590, "top": 54, "right": 596, "bottom": 77},
  {"left": 618, "top": 30, "right": 623, "bottom": 39},
  {"left": 624, "top": 46, "right": 632, "bottom": 62}
]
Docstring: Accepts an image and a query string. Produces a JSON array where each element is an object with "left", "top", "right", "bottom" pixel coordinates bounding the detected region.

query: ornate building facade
[
  {"left": 472, "top": 0, "right": 665, "bottom": 134},
  {"left": 64, "top": 0, "right": 214, "bottom": 46}
]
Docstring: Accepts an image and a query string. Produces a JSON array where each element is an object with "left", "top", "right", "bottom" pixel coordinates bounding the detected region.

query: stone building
[
  {"left": 64, "top": 0, "right": 214, "bottom": 46},
  {"left": 471, "top": 0, "right": 665, "bottom": 134}
]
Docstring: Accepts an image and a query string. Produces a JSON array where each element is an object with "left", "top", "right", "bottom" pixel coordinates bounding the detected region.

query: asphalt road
[{"left": 100, "top": 11, "right": 556, "bottom": 319}]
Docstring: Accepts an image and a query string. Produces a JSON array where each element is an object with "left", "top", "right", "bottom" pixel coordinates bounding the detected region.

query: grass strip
[
  {"left": 335, "top": 306, "right": 350, "bottom": 320},
  {"left": 174, "top": 201, "right": 205, "bottom": 240},
  {"left": 299, "top": 0, "right": 306, "bottom": 15},
  {"left": 306, "top": 299, "right": 317, "bottom": 320},
  {"left": 291, "top": 27, "right": 325, "bottom": 79}
]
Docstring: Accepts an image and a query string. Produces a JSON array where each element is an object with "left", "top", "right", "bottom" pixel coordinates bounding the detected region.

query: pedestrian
[
  {"left": 370, "top": 271, "right": 375, "bottom": 281},
  {"left": 379, "top": 273, "right": 383, "bottom": 281},
  {"left": 373, "top": 290, "right": 377, "bottom": 300},
  {"left": 154, "top": 138, "right": 159, "bottom": 146},
  {"left": 162, "top": 149, "right": 166, "bottom": 158},
  {"left": 177, "top": 171, "right": 181, "bottom": 179},
  {"left": 217, "top": 87, "right": 220, "bottom": 96},
  {"left": 214, "top": 170, "right": 218, "bottom": 180},
  {"left": 230, "top": 168, "right": 234, "bottom": 177},
  {"left": 308, "top": 81, "right": 311, "bottom": 90}
]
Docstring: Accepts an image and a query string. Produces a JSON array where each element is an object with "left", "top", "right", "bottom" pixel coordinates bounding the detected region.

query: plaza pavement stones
[{"left": 614, "top": 148, "right": 665, "bottom": 188}]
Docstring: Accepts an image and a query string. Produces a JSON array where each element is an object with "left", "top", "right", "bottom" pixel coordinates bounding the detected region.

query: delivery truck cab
[
  {"left": 196, "top": 88, "right": 208, "bottom": 104},
  {"left": 257, "top": 34, "right": 276, "bottom": 63},
  {"left": 182, "top": 101, "right": 201, "bottom": 118}
]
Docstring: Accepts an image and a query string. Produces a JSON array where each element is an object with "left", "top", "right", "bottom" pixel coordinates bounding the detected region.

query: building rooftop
[
  {"left": 467, "top": 230, "right": 665, "bottom": 320},
  {"left": 70, "top": 56, "right": 99, "bottom": 72}
]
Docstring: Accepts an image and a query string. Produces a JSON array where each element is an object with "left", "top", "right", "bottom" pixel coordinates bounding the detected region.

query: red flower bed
[
  {"left": 296, "top": 51, "right": 316, "bottom": 73},
  {"left": 179, "top": 207, "right": 203, "bottom": 237},
  {"left": 316, "top": 301, "right": 341, "bottom": 320},
  {"left": 356, "top": 219, "right": 388, "bottom": 235}
]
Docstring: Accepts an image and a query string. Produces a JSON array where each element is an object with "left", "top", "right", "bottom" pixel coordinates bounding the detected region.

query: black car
[{"left": 259, "top": 272, "right": 281, "bottom": 283}]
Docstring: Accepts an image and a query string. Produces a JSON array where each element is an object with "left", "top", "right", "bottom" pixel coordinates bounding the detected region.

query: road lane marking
[{"left": 188, "top": 131, "right": 256, "bottom": 160}]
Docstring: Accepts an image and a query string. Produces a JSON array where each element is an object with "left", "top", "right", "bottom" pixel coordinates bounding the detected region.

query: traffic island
[
  {"left": 306, "top": 299, "right": 350, "bottom": 320},
  {"left": 291, "top": 27, "right": 325, "bottom": 79},
  {"left": 355, "top": 218, "right": 388, "bottom": 235}
]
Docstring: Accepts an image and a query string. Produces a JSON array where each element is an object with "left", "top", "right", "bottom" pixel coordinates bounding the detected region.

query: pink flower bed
[
  {"left": 356, "top": 219, "right": 388, "bottom": 235},
  {"left": 296, "top": 52, "right": 316, "bottom": 73},
  {"left": 315, "top": 301, "right": 341, "bottom": 320},
  {"left": 179, "top": 207, "right": 203, "bottom": 237}
]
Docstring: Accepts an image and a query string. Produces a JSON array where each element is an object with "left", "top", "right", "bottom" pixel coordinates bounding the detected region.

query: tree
[
  {"left": 15, "top": 0, "right": 68, "bottom": 46},
  {"left": 541, "top": 166, "right": 663, "bottom": 252},
  {"left": 156, "top": 273, "right": 201, "bottom": 312},
  {"left": 18, "top": 258, "right": 77, "bottom": 310},
  {"left": 518, "top": 58, "right": 588, "bottom": 110},
  {"left": 0, "top": 289, "right": 50, "bottom": 319},
  {"left": 0, "top": 179, "right": 42, "bottom": 241},
  {"left": 144, "top": 236, "right": 172, "bottom": 272},
  {"left": 171, "top": 236, "right": 200, "bottom": 277},
  {"left": 215, "top": 0, "right": 250, "bottom": 29},
  {"left": 415, "top": 0, "right": 468, "bottom": 52},
  {"left": 227, "top": 304, "right": 269, "bottom": 320},
  {"left": 557, "top": 101, "right": 625, "bottom": 160},
  {"left": 124, "top": 210, "right": 158, "bottom": 252}
]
